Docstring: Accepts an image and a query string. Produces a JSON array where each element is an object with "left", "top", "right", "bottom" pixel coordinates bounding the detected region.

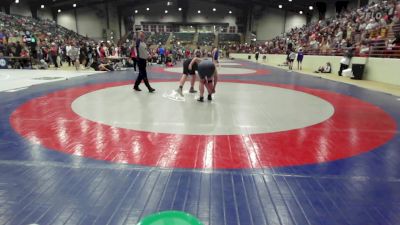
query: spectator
[
  {"left": 339, "top": 51, "right": 352, "bottom": 76},
  {"left": 288, "top": 50, "right": 296, "bottom": 70},
  {"left": 15, "top": 41, "right": 22, "bottom": 57},
  {"left": 68, "top": 43, "right": 80, "bottom": 70},
  {"left": 366, "top": 19, "right": 379, "bottom": 30},
  {"left": 66, "top": 42, "right": 72, "bottom": 66},
  {"left": 315, "top": 62, "right": 332, "bottom": 73},
  {"left": 79, "top": 42, "right": 88, "bottom": 68},
  {"left": 97, "top": 43, "right": 106, "bottom": 62},
  {"left": 90, "top": 57, "right": 114, "bottom": 71},
  {"left": 297, "top": 48, "right": 304, "bottom": 70},
  {"left": 38, "top": 59, "right": 48, "bottom": 70},
  {"left": 50, "top": 42, "right": 59, "bottom": 68},
  {"left": 158, "top": 45, "right": 165, "bottom": 63},
  {"left": 255, "top": 50, "right": 260, "bottom": 62}
]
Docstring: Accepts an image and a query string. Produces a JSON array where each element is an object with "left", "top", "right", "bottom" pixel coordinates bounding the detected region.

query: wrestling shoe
[
  {"left": 177, "top": 88, "right": 184, "bottom": 96},
  {"left": 189, "top": 87, "right": 197, "bottom": 93}
]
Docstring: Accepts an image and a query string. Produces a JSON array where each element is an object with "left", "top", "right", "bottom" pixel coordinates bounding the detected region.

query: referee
[{"left": 133, "top": 31, "right": 155, "bottom": 92}]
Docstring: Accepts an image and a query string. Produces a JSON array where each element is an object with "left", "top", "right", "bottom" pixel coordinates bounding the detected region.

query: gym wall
[
  {"left": 254, "top": 8, "right": 307, "bottom": 41},
  {"left": 56, "top": 5, "right": 123, "bottom": 40},
  {"left": 231, "top": 53, "right": 400, "bottom": 86},
  {"left": 37, "top": 8, "right": 53, "bottom": 21},
  {"left": 10, "top": 2, "right": 31, "bottom": 17}
]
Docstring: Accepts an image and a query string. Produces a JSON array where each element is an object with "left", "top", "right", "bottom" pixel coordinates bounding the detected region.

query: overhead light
[
  {"left": 198, "top": 10, "right": 201, "bottom": 14},
  {"left": 167, "top": 1, "right": 172, "bottom": 6},
  {"left": 288, "top": 0, "right": 292, "bottom": 2},
  {"left": 58, "top": 9, "right": 61, "bottom": 13},
  {"left": 15, "top": 0, "right": 19, "bottom": 3},
  {"left": 146, "top": 7, "right": 150, "bottom": 11},
  {"left": 134, "top": 9, "right": 138, "bottom": 13},
  {"left": 278, "top": 5, "right": 282, "bottom": 8},
  {"left": 299, "top": 10, "right": 303, "bottom": 14},
  {"left": 165, "top": 10, "right": 168, "bottom": 13},
  {"left": 73, "top": 3, "right": 77, "bottom": 7},
  {"left": 178, "top": 7, "right": 182, "bottom": 11},
  {"left": 309, "top": 6, "right": 314, "bottom": 10},
  {"left": 229, "top": 10, "right": 232, "bottom": 14},
  {"left": 213, "top": 8, "right": 216, "bottom": 12},
  {"left": 41, "top": 4, "right": 45, "bottom": 8}
]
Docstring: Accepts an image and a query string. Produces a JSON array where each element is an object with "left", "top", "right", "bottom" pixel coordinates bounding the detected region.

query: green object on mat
[{"left": 137, "top": 211, "right": 204, "bottom": 225}]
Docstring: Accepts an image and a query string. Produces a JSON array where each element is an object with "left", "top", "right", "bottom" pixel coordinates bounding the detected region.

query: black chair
[{"left": 351, "top": 64, "right": 365, "bottom": 80}]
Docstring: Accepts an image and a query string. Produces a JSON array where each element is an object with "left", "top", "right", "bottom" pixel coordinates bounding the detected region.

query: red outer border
[{"left": 9, "top": 80, "right": 397, "bottom": 169}]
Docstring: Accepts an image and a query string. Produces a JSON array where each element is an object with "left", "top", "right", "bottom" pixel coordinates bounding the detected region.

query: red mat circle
[{"left": 10, "top": 80, "right": 397, "bottom": 169}]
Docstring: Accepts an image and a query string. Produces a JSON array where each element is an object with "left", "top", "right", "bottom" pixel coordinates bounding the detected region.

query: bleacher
[
  {"left": 198, "top": 33, "right": 215, "bottom": 46},
  {"left": 172, "top": 32, "right": 195, "bottom": 44},
  {"left": 148, "top": 32, "right": 170, "bottom": 45},
  {"left": 219, "top": 33, "right": 241, "bottom": 44},
  {"left": 0, "top": 12, "right": 88, "bottom": 44}
]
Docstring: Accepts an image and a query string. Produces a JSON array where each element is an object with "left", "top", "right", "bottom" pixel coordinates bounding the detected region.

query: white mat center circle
[
  {"left": 72, "top": 82, "right": 334, "bottom": 135},
  {"left": 164, "top": 67, "right": 257, "bottom": 75}
]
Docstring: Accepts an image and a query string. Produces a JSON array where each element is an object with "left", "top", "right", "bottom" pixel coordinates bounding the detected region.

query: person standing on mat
[
  {"left": 158, "top": 45, "right": 165, "bottom": 64},
  {"left": 134, "top": 31, "right": 155, "bottom": 92},
  {"left": 297, "top": 48, "right": 304, "bottom": 70},
  {"left": 288, "top": 50, "right": 296, "bottom": 70},
  {"left": 50, "top": 42, "right": 59, "bottom": 68},
  {"left": 255, "top": 50, "right": 260, "bottom": 62},
  {"left": 212, "top": 47, "right": 219, "bottom": 67},
  {"left": 197, "top": 60, "right": 218, "bottom": 102},
  {"left": 176, "top": 51, "right": 202, "bottom": 96}
]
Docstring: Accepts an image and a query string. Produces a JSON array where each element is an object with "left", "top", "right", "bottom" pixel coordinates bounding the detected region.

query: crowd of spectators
[
  {"left": 230, "top": 0, "right": 400, "bottom": 58},
  {"left": 122, "top": 30, "right": 238, "bottom": 49},
  {"left": 148, "top": 32, "right": 169, "bottom": 45},
  {"left": 0, "top": 12, "right": 95, "bottom": 68},
  {"left": 0, "top": 11, "right": 214, "bottom": 71},
  {"left": 2, "top": 0, "right": 398, "bottom": 71},
  {"left": 0, "top": 12, "right": 141, "bottom": 71},
  {"left": 0, "top": 12, "right": 87, "bottom": 44}
]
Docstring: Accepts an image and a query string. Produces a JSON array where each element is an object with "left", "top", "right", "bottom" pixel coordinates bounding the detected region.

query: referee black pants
[{"left": 134, "top": 58, "right": 152, "bottom": 89}]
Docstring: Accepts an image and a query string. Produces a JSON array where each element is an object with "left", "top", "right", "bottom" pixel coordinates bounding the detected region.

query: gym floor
[{"left": 0, "top": 59, "right": 399, "bottom": 225}]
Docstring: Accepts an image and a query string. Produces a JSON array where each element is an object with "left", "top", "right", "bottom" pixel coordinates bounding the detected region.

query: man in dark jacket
[{"left": 133, "top": 31, "right": 155, "bottom": 92}]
